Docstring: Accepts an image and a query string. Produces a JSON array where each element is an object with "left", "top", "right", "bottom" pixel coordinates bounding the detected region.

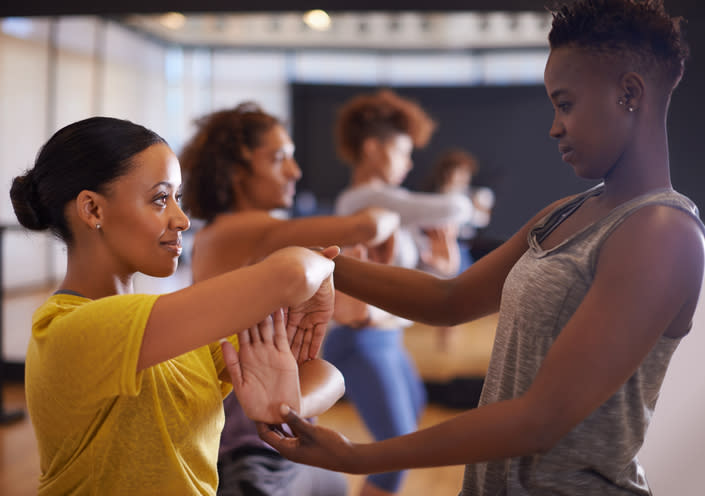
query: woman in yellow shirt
[{"left": 10, "top": 116, "right": 344, "bottom": 495}]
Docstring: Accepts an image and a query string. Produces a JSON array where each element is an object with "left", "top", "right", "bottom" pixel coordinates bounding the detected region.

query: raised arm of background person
[
  {"left": 261, "top": 205, "right": 705, "bottom": 473},
  {"left": 338, "top": 186, "right": 472, "bottom": 228},
  {"left": 193, "top": 208, "right": 398, "bottom": 281},
  {"left": 137, "top": 246, "right": 335, "bottom": 371},
  {"left": 332, "top": 199, "right": 566, "bottom": 327},
  {"left": 257, "top": 207, "right": 400, "bottom": 249}
]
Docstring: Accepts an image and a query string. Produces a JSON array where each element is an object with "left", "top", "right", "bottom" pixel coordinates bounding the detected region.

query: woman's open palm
[{"left": 223, "top": 308, "right": 302, "bottom": 423}]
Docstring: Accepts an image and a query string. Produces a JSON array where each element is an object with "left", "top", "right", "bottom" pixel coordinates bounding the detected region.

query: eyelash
[{"left": 154, "top": 193, "right": 182, "bottom": 207}]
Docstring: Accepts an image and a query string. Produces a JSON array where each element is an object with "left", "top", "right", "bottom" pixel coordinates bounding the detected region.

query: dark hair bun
[{"left": 10, "top": 172, "right": 50, "bottom": 231}]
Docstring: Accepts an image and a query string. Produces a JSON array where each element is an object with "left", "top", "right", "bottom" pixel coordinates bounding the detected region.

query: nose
[
  {"left": 171, "top": 202, "right": 191, "bottom": 232},
  {"left": 287, "top": 157, "right": 302, "bottom": 180},
  {"left": 549, "top": 115, "right": 564, "bottom": 139}
]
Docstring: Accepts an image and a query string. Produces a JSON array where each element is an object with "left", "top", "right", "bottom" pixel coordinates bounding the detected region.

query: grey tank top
[{"left": 461, "top": 185, "right": 703, "bottom": 496}]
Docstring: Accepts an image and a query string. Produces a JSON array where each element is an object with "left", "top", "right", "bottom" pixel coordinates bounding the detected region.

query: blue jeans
[{"left": 323, "top": 326, "right": 427, "bottom": 493}]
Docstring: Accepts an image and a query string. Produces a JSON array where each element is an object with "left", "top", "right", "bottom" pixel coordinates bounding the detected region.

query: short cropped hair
[{"left": 548, "top": 0, "right": 689, "bottom": 93}]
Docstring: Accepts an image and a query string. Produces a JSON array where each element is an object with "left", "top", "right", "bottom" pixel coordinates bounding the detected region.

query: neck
[
  {"left": 61, "top": 245, "right": 134, "bottom": 299},
  {"left": 600, "top": 118, "right": 672, "bottom": 207},
  {"left": 351, "top": 164, "right": 386, "bottom": 187}
]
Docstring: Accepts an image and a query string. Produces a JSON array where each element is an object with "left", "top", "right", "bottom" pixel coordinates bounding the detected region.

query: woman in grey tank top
[{"left": 257, "top": 1, "right": 705, "bottom": 495}]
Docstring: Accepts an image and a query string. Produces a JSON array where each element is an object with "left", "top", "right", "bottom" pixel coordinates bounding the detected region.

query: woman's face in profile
[
  {"left": 99, "top": 143, "right": 190, "bottom": 278},
  {"left": 235, "top": 125, "right": 302, "bottom": 210},
  {"left": 441, "top": 166, "right": 472, "bottom": 194},
  {"left": 378, "top": 133, "right": 413, "bottom": 186}
]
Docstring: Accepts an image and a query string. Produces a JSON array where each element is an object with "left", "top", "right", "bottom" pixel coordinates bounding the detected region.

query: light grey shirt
[{"left": 462, "top": 184, "right": 703, "bottom": 495}]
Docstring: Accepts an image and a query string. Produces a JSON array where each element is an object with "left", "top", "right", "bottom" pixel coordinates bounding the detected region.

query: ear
[
  {"left": 621, "top": 71, "right": 645, "bottom": 111},
  {"left": 361, "top": 137, "right": 383, "bottom": 162},
  {"left": 74, "top": 190, "right": 105, "bottom": 230},
  {"left": 231, "top": 147, "right": 253, "bottom": 185}
]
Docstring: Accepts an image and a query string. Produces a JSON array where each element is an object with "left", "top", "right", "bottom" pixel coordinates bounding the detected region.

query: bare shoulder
[
  {"left": 192, "top": 212, "right": 282, "bottom": 280},
  {"left": 617, "top": 204, "right": 704, "bottom": 257},
  {"left": 203, "top": 211, "right": 281, "bottom": 244},
  {"left": 601, "top": 204, "right": 705, "bottom": 305}
]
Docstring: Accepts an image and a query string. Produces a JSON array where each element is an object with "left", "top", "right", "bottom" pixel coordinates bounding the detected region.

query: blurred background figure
[
  {"left": 179, "top": 102, "right": 399, "bottom": 496},
  {"left": 416, "top": 148, "right": 495, "bottom": 351},
  {"left": 418, "top": 148, "right": 495, "bottom": 277},
  {"left": 324, "top": 89, "right": 473, "bottom": 496}
]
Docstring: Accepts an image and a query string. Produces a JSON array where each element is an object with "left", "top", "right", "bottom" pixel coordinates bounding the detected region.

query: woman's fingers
[
  {"left": 239, "top": 326, "right": 252, "bottom": 345},
  {"left": 299, "top": 329, "right": 314, "bottom": 361},
  {"left": 290, "top": 327, "right": 304, "bottom": 360},
  {"left": 272, "top": 308, "right": 289, "bottom": 351},
  {"left": 257, "top": 314, "right": 274, "bottom": 344}
]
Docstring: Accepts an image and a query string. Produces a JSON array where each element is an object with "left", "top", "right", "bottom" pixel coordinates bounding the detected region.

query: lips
[
  {"left": 161, "top": 238, "right": 182, "bottom": 256},
  {"left": 558, "top": 144, "right": 574, "bottom": 162}
]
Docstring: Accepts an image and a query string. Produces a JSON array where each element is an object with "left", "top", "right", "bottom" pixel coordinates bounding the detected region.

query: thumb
[
  {"left": 279, "top": 404, "right": 310, "bottom": 434},
  {"left": 320, "top": 245, "right": 341, "bottom": 260},
  {"left": 221, "top": 339, "right": 243, "bottom": 387}
]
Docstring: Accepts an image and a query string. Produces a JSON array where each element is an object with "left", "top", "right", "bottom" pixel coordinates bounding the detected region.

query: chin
[
  {"left": 147, "top": 261, "right": 179, "bottom": 278},
  {"left": 571, "top": 164, "right": 603, "bottom": 181}
]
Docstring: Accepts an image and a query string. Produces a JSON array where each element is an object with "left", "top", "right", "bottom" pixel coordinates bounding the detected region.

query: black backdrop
[{"left": 291, "top": 83, "right": 596, "bottom": 241}]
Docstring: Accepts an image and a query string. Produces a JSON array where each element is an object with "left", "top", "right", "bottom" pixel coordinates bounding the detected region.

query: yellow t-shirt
[{"left": 25, "top": 293, "right": 236, "bottom": 495}]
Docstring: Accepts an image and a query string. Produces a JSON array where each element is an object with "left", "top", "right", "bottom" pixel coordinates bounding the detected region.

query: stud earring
[
  {"left": 617, "top": 97, "right": 625, "bottom": 106},
  {"left": 627, "top": 105, "right": 634, "bottom": 112},
  {"left": 96, "top": 223, "right": 101, "bottom": 230}
]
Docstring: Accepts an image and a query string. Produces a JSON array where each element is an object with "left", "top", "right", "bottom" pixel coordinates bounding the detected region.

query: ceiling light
[
  {"left": 159, "top": 12, "right": 186, "bottom": 30},
  {"left": 303, "top": 10, "right": 331, "bottom": 31}
]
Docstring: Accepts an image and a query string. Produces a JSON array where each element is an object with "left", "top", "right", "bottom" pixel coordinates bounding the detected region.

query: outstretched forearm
[
  {"left": 299, "top": 359, "right": 345, "bottom": 418},
  {"left": 332, "top": 202, "right": 547, "bottom": 327},
  {"left": 349, "top": 397, "right": 546, "bottom": 474},
  {"left": 333, "top": 255, "right": 465, "bottom": 326}
]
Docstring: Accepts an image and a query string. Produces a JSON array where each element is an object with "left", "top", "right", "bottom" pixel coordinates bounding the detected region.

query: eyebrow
[
  {"left": 149, "top": 181, "right": 177, "bottom": 191},
  {"left": 550, "top": 89, "right": 568, "bottom": 100}
]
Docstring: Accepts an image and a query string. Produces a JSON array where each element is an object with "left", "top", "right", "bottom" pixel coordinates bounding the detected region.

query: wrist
[{"left": 347, "top": 312, "right": 371, "bottom": 329}]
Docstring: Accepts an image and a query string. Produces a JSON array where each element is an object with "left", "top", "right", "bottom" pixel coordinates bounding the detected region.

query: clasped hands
[{"left": 222, "top": 246, "right": 338, "bottom": 424}]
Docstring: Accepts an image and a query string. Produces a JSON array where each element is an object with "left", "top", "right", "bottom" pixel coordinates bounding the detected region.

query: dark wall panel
[
  {"left": 291, "top": 83, "right": 595, "bottom": 241},
  {"left": 666, "top": 14, "right": 705, "bottom": 214}
]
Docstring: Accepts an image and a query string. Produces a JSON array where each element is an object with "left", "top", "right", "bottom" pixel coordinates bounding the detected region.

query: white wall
[
  {"left": 639, "top": 275, "right": 705, "bottom": 496},
  {"left": 1, "top": 17, "right": 171, "bottom": 362}
]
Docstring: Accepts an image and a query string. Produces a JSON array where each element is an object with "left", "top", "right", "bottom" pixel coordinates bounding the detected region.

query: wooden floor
[{"left": 0, "top": 316, "right": 497, "bottom": 495}]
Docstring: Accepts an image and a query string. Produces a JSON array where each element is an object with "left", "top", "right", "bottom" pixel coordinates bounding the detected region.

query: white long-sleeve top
[{"left": 335, "top": 183, "right": 473, "bottom": 269}]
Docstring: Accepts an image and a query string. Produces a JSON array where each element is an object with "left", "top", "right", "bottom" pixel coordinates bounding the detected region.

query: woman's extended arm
[
  {"left": 217, "top": 208, "right": 399, "bottom": 260},
  {"left": 261, "top": 207, "right": 399, "bottom": 250},
  {"left": 260, "top": 205, "right": 705, "bottom": 472},
  {"left": 339, "top": 187, "right": 472, "bottom": 228},
  {"left": 332, "top": 200, "right": 562, "bottom": 327},
  {"left": 137, "top": 246, "right": 334, "bottom": 371}
]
